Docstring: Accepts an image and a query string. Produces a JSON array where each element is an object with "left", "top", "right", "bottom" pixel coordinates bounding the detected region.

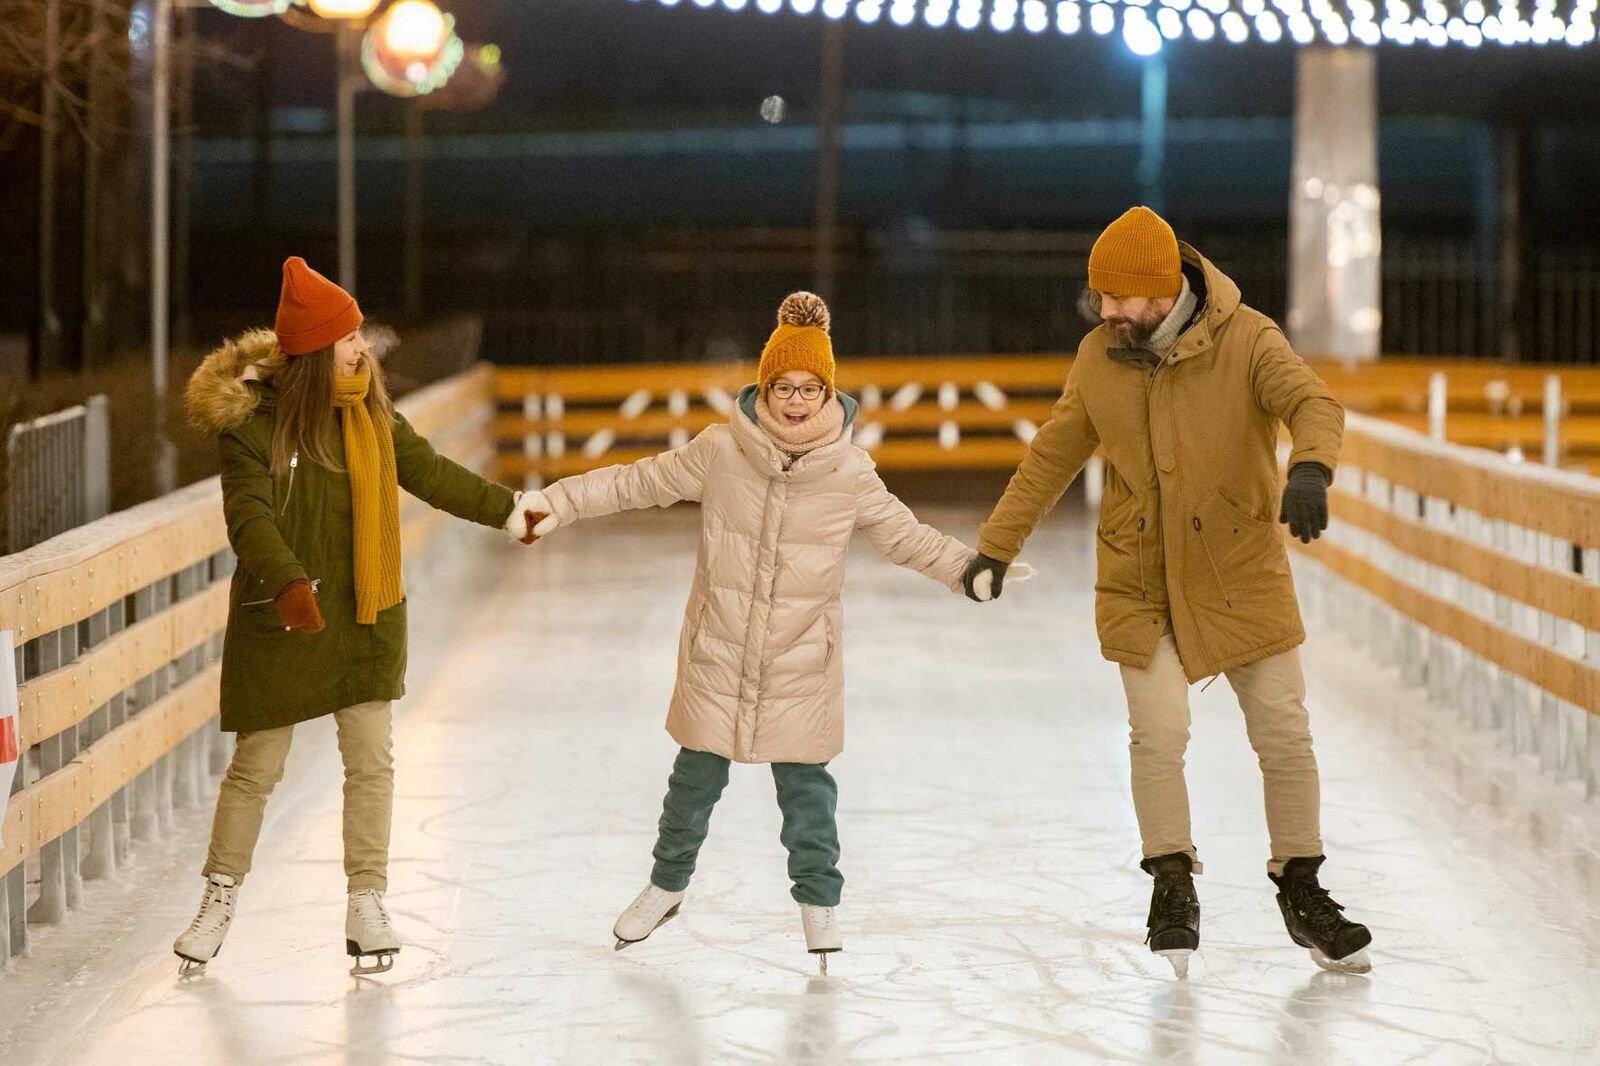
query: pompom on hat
[
  {"left": 757, "top": 292, "right": 835, "bottom": 391},
  {"left": 274, "top": 256, "right": 364, "bottom": 356}
]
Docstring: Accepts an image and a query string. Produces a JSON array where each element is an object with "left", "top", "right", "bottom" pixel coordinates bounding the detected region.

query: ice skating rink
[{"left": 1, "top": 499, "right": 1597, "bottom": 1065}]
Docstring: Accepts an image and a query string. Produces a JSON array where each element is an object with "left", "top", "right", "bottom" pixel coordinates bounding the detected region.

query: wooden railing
[
  {"left": 1290, "top": 413, "right": 1599, "bottom": 797},
  {"left": 493, "top": 357, "right": 1600, "bottom": 482},
  {"left": 0, "top": 365, "right": 499, "bottom": 968}
]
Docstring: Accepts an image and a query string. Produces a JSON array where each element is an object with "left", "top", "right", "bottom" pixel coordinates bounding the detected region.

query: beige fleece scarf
[{"left": 754, "top": 393, "right": 847, "bottom": 464}]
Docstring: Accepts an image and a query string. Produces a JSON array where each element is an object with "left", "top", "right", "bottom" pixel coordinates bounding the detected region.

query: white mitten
[{"left": 503, "top": 489, "right": 556, "bottom": 544}]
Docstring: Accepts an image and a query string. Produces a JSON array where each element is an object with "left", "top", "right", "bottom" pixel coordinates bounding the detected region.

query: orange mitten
[{"left": 276, "top": 579, "right": 325, "bottom": 633}]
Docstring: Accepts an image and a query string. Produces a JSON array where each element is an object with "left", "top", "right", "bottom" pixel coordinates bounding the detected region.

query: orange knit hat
[
  {"left": 1088, "top": 207, "right": 1182, "bottom": 299},
  {"left": 274, "top": 256, "right": 364, "bottom": 356},
  {"left": 757, "top": 292, "right": 835, "bottom": 391}
]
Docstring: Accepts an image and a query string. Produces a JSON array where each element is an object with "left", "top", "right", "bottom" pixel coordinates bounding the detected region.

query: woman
[{"left": 174, "top": 257, "right": 542, "bottom": 976}]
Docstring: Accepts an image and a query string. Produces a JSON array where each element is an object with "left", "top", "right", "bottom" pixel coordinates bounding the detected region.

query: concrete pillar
[{"left": 1287, "top": 47, "right": 1381, "bottom": 362}]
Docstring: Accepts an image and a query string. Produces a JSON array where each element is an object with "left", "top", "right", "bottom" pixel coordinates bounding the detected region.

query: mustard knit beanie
[
  {"left": 1088, "top": 206, "right": 1183, "bottom": 299},
  {"left": 758, "top": 292, "right": 835, "bottom": 391}
]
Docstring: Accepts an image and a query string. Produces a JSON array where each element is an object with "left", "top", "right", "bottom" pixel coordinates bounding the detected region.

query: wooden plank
[
  {"left": 17, "top": 582, "right": 229, "bottom": 748},
  {"left": 0, "top": 666, "right": 222, "bottom": 872},
  {"left": 497, "top": 435, "right": 1033, "bottom": 480},
  {"left": 1341, "top": 420, "right": 1600, "bottom": 545},
  {"left": 1294, "top": 537, "right": 1598, "bottom": 713},
  {"left": 493, "top": 400, "right": 1059, "bottom": 440},
  {"left": 493, "top": 356, "right": 1072, "bottom": 403},
  {"left": 0, "top": 502, "right": 227, "bottom": 641},
  {"left": 1329, "top": 489, "right": 1600, "bottom": 630},
  {"left": 400, "top": 364, "right": 495, "bottom": 441}
]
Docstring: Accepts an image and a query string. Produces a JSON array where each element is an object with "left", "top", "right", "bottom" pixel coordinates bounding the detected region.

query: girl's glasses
[{"left": 770, "top": 382, "right": 825, "bottom": 400}]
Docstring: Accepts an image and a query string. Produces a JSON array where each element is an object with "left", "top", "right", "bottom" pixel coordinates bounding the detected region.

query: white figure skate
[
  {"left": 173, "top": 873, "right": 237, "bottom": 976},
  {"left": 613, "top": 884, "right": 685, "bottom": 950}
]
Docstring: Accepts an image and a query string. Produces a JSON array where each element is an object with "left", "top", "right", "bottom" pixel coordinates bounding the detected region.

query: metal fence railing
[{"left": 4, "top": 396, "right": 110, "bottom": 555}]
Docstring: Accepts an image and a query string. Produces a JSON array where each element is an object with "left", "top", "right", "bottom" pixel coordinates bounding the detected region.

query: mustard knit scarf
[{"left": 334, "top": 367, "right": 404, "bottom": 624}]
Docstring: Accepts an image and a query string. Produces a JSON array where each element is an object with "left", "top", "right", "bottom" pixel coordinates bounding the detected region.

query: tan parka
[{"left": 978, "top": 246, "right": 1344, "bottom": 681}]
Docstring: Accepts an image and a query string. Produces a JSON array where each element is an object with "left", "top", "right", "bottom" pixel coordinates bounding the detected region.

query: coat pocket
[
  {"left": 685, "top": 601, "right": 711, "bottom": 664},
  {"left": 1191, "top": 490, "right": 1289, "bottom": 606},
  {"left": 1095, "top": 491, "right": 1149, "bottom": 601}
]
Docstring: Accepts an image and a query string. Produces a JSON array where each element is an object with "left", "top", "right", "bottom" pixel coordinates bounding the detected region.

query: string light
[{"left": 619, "top": 0, "right": 1598, "bottom": 51}]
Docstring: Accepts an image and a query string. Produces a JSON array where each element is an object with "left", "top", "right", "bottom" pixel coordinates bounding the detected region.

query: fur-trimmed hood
[{"left": 184, "top": 328, "right": 288, "bottom": 436}]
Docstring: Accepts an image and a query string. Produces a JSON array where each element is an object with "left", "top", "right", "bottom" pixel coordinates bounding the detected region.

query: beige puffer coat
[{"left": 543, "top": 388, "right": 973, "bottom": 764}]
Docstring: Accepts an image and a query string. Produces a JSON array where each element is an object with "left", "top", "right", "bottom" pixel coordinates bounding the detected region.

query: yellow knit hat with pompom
[{"left": 758, "top": 292, "right": 835, "bottom": 391}]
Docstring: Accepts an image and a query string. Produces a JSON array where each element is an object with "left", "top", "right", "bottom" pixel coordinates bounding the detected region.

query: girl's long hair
[{"left": 268, "top": 345, "right": 395, "bottom": 475}]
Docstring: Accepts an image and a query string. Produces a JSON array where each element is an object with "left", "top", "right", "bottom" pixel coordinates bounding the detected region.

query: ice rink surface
[{"left": 1, "top": 500, "right": 1597, "bottom": 1065}]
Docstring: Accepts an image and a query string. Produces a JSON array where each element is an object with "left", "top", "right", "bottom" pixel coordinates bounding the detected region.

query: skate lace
[
  {"left": 351, "top": 890, "right": 392, "bottom": 930},
  {"left": 1155, "top": 876, "right": 1198, "bottom": 926},
  {"left": 1286, "top": 881, "right": 1346, "bottom": 937},
  {"left": 190, "top": 882, "right": 234, "bottom": 936},
  {"left": 633, "top": 889, "right": 674, "bottom": 920}
]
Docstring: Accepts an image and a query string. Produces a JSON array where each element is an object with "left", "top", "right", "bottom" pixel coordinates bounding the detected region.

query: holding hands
[
  {"left": 503, "top": 489, "right": 558, "bottom": 545},
  {"left": 962, "top": 553, "right": 1009, "bottom": 602}
]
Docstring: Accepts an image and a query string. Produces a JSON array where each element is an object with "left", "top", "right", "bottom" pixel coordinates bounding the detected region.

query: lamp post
[
  {"left": 152, "top": 0, "right": 176, "bottom": 492},
  {"left": 307, "top": 0, "right": 382, "bottom": 294}
]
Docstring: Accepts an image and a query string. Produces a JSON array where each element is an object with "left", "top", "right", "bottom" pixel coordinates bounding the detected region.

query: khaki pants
[
  {"left": 204, "top": 700, "right": 394, "bottom": 892},
  {"left": 1119, "top": 624, "right": 1322, "bottom": 877}
]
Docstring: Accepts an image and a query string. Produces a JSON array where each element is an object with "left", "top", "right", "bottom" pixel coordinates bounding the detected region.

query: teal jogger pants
[{"left": 649, "top": 747, "right": 843, "bottom": 907}]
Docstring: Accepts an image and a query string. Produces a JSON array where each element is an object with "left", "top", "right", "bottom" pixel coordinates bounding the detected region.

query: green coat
[{"left": 209, "top": 379, "right": 515, "bottom": 732}]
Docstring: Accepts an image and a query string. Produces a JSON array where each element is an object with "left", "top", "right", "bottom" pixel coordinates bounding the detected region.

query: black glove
[
  {"left": 962, "top": 553, "right": 1010, "bottom": 602},
  {"left": 1278, "top": 463, "right": 1331, "bottom": 544}
]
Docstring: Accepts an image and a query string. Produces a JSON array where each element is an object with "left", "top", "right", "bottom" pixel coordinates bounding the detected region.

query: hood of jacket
[{"left": 184, "top": 328, "right": 287, "bottom": 436}]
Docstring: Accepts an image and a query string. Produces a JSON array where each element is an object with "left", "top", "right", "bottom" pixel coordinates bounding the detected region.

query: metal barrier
[
  {"left": 5, "top": 396, "right": 110, "bottom": 554},
  {"left": 493, "top": 357, "right": 1600, "bottom": 482},
  {"left": 1290, "top": 413, "right": 1599, "bottom": 798},
  {"left": 0, "top": 365, "right": 499, "bottom": 970}
]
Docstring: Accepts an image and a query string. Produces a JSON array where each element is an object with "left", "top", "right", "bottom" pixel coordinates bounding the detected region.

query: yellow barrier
[{"left": 493, "top": 357, "right": 1600, "bottom": 481}]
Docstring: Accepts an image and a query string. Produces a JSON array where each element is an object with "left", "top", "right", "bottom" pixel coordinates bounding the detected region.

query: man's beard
[{"left": 1107, "top": 311, "right": 1165, "bottom": 349}]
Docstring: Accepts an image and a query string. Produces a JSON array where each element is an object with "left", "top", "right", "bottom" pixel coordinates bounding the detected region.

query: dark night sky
[{"left": 195, "top": 0, "right": 1600, "bottom": 130}]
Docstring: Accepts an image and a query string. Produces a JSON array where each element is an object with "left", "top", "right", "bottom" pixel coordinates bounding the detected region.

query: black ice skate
[
  {"left": 1142, "top": 852, "right": 1200, "bottom": 978},
  {"left": 1270, "top": 856, "right": 1373, "bottom": 975}
]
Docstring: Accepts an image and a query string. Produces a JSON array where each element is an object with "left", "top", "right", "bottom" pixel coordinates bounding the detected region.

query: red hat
[{"left": 274, "top": 256, "right": 363, "bottom": 356}]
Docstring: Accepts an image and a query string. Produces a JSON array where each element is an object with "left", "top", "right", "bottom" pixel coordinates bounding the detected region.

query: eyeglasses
[{"left": 770, "top": 382, "right": 825, "bottom": 400}]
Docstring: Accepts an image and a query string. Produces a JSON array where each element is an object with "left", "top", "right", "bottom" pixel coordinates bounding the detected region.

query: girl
[
  {"left": 175, "top": 257, "right": 544, "bottom": 975},
  {"left": 523, "top": 292, "right": 977, "bottom": 971}
]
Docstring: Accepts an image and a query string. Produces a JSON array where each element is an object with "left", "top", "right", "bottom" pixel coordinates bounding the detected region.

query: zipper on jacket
[
  {"left": 1192, "top": 517, "right": 1232, "bottom": 608},
  {"left": 240, "top": 577, "right": 319, "bottom": 608},
  {"left": 279, "top": 451, "right": 299, "bottom": 517},
  {"left": 1136, "top": 517, "right": 1147, "bottom": 601}
]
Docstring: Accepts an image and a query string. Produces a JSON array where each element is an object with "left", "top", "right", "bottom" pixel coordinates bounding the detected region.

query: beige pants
[
  {"left": 204, "top": 700, "right": 394, "bottom": 892},
  {"left": 1119, "top": 624, "right": 1322, "bottom": 877}
]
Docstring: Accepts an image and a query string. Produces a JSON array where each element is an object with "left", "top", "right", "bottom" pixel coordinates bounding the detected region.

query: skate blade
[
  {"left": 176, "top": 956, "right": 208, "bottom": 977},
  {"left": 808, "top": 947, "right": 840, "bottom": 976},
  {"left": 612, "top": 904, "right": 680, "bottom": 951},
  {"left": 1310, "top": 946, "right": 1371, "bottom": 975},
  {"left": 347, "top": 940, "right": 398, "bottom": 977},
  {"left": 348, "top": 952, "right": 397, "bottom": 977},
  {"left": 1156, "top": 948, "right": 1192, "bottom": 979}
]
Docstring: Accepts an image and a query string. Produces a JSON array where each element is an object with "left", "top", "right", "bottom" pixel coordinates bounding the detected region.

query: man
[{"left": 965, "top": 206, "right": 1371, "bottom": 977}]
